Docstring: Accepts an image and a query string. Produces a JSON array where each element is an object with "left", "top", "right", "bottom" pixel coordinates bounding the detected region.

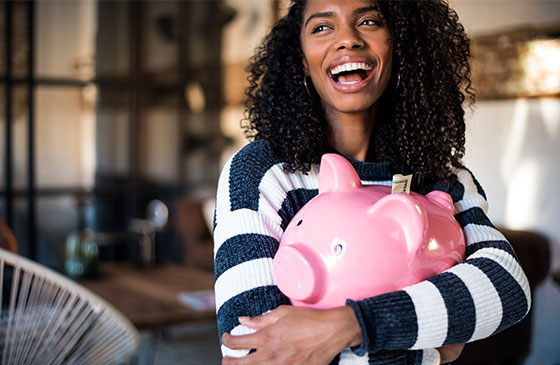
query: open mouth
[{"left": 329, "top": 62, "right": 373, "bottom": 85}]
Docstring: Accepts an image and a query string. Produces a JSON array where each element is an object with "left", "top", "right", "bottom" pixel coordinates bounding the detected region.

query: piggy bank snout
[{"left": 273, "top": 245, "right": 324, "bottom": 303}]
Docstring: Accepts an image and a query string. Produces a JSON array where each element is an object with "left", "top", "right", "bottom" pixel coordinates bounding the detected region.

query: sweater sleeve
[
  {"left": 346, "top": 167, "right": 531, "bottom": 355},
  {"left": 213, "top": 143, "right": 293, "bottom": 358}
]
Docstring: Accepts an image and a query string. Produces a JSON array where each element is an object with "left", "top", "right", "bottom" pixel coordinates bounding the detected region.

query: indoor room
[{"left": 1, "top": 0, "right": 559, "bottom": 364}]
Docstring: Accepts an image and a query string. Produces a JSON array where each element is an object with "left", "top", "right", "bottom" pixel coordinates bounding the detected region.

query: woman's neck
[{"left": 324, "top": 105, "right": 377, "bottom": 162}]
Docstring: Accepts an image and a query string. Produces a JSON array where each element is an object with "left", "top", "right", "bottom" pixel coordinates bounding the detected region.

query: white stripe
[
  {"left": 259, "top": 164, "right": 319, "bottom": 210},
  {"left": 259, "top": 164, "right": 302, "bottom": 211},
  {"left": 214, "top": 209, "right": 282, "bottom": 257},
  {"left": 404, "top": 281, "right": 448, "bottom": 349},
  {"left": 214, "top": 258, "right": 275, "bottom": 311},
  {"left": 257, "top": 165, "right": 309, "bottom": 228},
  {"left": 452, "top": 167, "right": 489, "bottom": 214},
  {"left": 447, "top": 263, "right": 502, "bottom": 341},
  {"left": 463, "top": 224, "right": 506, "bottom": 246},
  {"left": 214, "top": 162, "right": 317, "bottom": 257},
  {"left": 339, "top": 348, "right": 369, "bottom": 364},
  {"left": 361, "top": 180, "right": 391, "bottom": 186},
  {"left": 468, "top": 247, "right": 531, "bottom": 313},
  {"left": 453, "top": 167, "right": 478, "bottom": 196},
  {"left": 220, "top": 345, "right": 249, "bottom": 359},
  {"left": 421, "top": 348, "right": 441, "bottom": 365},
  {"left": 214, "top": 156, "right": 233, "bottom": 229},
  {"left": 220, "top": 324, "right": 256, "bottom": 358},
  {"left": 454, "top": 194, "right": 488, "bottom": 214}
]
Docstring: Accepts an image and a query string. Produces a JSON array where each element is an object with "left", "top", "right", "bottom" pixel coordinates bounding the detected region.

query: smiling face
[{"left": 300, "top": 0, "right": 392, "bottom": 117}]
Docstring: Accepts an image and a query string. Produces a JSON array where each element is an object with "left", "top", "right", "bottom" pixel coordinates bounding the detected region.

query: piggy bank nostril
[
  {"left": 297, "top": 219, "right": 303, "bottom": 226},
  {"left": 334, "top": 244, "right": 343, "bottom": 255},
  {"left": 331, "top": 239, "right": 346, "bottom": 256}
]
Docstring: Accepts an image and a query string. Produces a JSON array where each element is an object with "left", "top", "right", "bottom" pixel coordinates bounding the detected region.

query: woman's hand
[
  {"left": 437, "top": 343, "right": 465, "bottom": 364},
  {"left": 221, "top": 305, "right": 361, "bottom": 365}
]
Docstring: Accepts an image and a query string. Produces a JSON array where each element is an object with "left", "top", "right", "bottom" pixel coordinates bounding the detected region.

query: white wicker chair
[{"left": 0, "top": 248, "right": 140, "bottom": 364}]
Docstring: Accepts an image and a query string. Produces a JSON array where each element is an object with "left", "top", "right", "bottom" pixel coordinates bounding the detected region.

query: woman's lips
[{"left": 328, "top": 66, "right": 375, "bottom": 93}]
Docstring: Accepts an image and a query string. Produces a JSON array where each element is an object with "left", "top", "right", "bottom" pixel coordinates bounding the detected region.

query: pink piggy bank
[{"left": 272, "top": 154, "right": 465, "bottom": 308}]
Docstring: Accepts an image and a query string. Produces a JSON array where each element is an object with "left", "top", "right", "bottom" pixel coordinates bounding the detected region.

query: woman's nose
[{"left": 335, "top": 26, "right": 365, "bottom": 50}]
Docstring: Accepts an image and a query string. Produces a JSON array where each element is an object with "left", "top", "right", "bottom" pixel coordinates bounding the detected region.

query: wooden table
[{"left": 80, "top": 263, "right": 216, "bottom": 330}]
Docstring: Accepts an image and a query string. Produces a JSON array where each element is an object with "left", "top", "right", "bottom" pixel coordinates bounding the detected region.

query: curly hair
[{"left": 243, "top": 0, "right": 475, "bottom": 189}]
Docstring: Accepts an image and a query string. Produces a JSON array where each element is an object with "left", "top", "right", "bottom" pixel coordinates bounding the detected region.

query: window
[{"left": 1, "top": 0, "right": 230, "bottom": 268}]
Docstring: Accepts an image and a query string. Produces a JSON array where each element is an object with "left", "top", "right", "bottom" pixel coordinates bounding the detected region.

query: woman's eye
[
  {"left": 311, "top": 24, "right": 331, "bottom": 34},
  {"left": 360, "top": 19, "right": 379, "bottom": 26}
]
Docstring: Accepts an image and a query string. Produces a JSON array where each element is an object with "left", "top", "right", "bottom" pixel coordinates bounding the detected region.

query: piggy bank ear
[
  {"left": 368, "top": 194, "right": 428, "bottom": 254},
  {"left": 319, "top": 154, "right": 362, "bottom": 194},
  {"left": 426, "top": 190, "right": 455, "bottom": 215}
]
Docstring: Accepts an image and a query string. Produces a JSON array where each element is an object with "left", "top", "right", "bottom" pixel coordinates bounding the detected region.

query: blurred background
[{"left": 0, "top": 0, "right": 559, "bottom": 364}]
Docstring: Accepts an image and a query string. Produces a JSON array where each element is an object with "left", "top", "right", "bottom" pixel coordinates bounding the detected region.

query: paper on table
[{"left": 178, "top": 290, "right": 216, "bottom": 311}]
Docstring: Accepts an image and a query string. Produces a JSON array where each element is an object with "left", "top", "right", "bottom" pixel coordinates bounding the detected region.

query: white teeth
[
  {"left": 338, "top": 80, "right": 360, "bottom": 85},
  {"left": 330, "top": 62, "right": 373, "bottom": 75}
]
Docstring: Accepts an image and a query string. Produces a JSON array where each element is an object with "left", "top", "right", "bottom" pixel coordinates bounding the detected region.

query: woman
[{"left": 213, "top": 0, "right": 530, "bottom": 364}]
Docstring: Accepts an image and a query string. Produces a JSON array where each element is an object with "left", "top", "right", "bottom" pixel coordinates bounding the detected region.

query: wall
[
  {"left": 463, "top": 99, "right": 560, "bottom": 249},
  {"left": 448, "top": 0, "right": 560, "bottom": 245},
  {"left": 450, "top": 1, "right": 560, "bottom": 363}
]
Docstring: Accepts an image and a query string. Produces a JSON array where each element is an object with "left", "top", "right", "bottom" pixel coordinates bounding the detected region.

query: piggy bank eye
[
  {"left": 331, "top": 239, "right": 346, "bottom": 256},
  {"left": 297, "top": 219, "right": 303, "bottom": 226}
]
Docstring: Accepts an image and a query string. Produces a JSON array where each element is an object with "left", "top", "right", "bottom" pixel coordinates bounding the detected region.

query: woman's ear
[{"left": 302, "top": 57, "right": 310, "bottom": 76}]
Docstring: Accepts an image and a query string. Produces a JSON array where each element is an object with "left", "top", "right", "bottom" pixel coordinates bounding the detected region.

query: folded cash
[{"left": 392, "top": 174, "right": 412, "bottom": 194}]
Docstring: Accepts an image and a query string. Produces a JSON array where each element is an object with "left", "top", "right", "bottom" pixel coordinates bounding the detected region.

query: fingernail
[{"left": 238, "top": 316, "right": 250, "bottom": 322}]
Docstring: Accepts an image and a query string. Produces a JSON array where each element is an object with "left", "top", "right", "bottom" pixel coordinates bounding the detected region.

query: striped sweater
[{"left": 213, "top": 140, "right": 531, "bottom": 364}]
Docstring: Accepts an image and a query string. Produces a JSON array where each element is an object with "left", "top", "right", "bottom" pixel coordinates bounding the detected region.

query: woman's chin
[{"left": 325, "top": 99, "right": 379, "bottom": 115}]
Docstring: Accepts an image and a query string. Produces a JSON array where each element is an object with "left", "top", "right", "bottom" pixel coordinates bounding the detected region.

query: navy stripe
[
  {"left": 428, "top": 272, "right": 476, "bottom": 344},
  {"left": 465, "top": 168, "right": 487, "bottom": 200},
  {"left": 433, "top": 173, "right": 465, "bottom": 203},
  {"left": 407, "top": 350, "right": 424, "bottom": 365},
  {"left": 449, "top": 177, "right": 465, "bottom": 203},
  {"left": 367, "top": 350, "right": 412, "bottom": 364},
  {"left": 468, "top": 257, "right": 528, "bottom": 334},
  {"left": 229, "top": 141, "right": 280, "bottom": 211},
  {"left": 278, "top": 188, "right": 318, "bottom": 230},
  {"left": 455, "top": 206, "right": 494, "bottom": 229},
  {"left": 214, "top": 234, "right": 279, "bottom": 281},
  {"left": 466, "top": 239, "right": 518, "bottom": 262},
  {"left": 347, "top": 291, "right": 418, "bottom": 353},
  {"left": 349, "top": 160, "right": 392, "bottom": 182},
  {"left": 432, "top": 173, "right": 455, "bottom": 198},
  {"left": 212, "top": 204, "right": 217, "bottom": 231},
  {"left": 323, "top": 148, "right": 393, "bottom": 182},
  {"left": 217, "top": 285, "right": 290, "bottom": 339}
]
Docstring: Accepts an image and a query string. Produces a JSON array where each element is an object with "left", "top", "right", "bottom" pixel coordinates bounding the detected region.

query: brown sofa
[
  {"left": 176, "top": 198, "right": 214, "bottom": 271},
  {"left": 0, "top": 219, "right": 18, "bottom": 253}
]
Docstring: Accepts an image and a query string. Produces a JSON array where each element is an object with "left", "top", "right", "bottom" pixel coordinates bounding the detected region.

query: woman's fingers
[
  {"left": 238, "top": 305, "right": 288, "bottom": 329},
  {"left": 223, "top": 355, "right": 259, "bottom": 365},
  {"left": 222, "top": 329, "right": 273, "bottom": 351},
  {"left": 222, "top": 332, "right": 257, "bottom": 350},
  {"left": 239, "top": 313, "right": 274, "bottom": 329},
  {"left": 222, "top": 355, "right": 251, "bottom": 365},
  {"left": 221, "top": 306, "right": 351, "bottom": 365},
  {"left": 222, "top": 309, "right": 286, "bottom": 352}
]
